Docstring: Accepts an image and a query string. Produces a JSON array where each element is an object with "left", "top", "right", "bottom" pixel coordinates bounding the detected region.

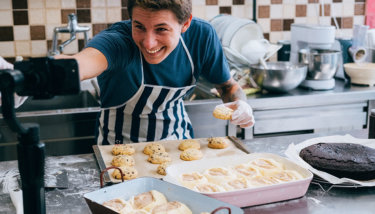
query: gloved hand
[
  {"left": 0, "top": 56, "right": 13, "bottom": 69},
  {"left": 0, "top": 56, "right": 28, "bottom": 108},
  {"left": 224, "top": 100, "right": 255, "bottom": 128}
]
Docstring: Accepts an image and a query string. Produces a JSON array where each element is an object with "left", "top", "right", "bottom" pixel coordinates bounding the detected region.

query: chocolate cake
[{"left": 299, "top": 143, "right": 375, "bottom": 180}]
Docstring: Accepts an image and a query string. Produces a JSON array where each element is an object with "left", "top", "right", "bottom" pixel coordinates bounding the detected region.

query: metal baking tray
[
  {"left": 164, "top": 153, "right": 313, "bottom": 207},
  {"left": 93, "top": 136, "right": 250, "bottom": 183},
  {"left": 84, "top": 177, "right": 243, "bottom": 214}
]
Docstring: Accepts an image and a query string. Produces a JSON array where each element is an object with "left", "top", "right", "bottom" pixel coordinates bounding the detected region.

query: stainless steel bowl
[
  {"left": 250, "top": 61, "right": 307, "bottom": 93},
  {"left": 298, "top": 49, "right": 341, "bottom": 80}
]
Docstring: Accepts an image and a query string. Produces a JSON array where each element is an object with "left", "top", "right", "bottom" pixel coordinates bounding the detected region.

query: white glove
[
  {"left": 0, "top": 56, "right": 13, "bottom": 69},
  {"left": 0, "top": 56, "right": 28, "bottom": 108},
  {"left": 224, "top": 100, "right": 255, "bottom": 128}
]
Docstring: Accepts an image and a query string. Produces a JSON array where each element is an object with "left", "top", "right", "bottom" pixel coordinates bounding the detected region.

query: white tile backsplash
[
  {"left": 0, "top": 0, "right": 12, "bottom": 10},
  {"left": 45, "top": 0, "right": 61, "bottom": 9},
  {"left": 218, "top": 0, "right": 232, "bottom": 6},
  {"left": 0, "top": 10, "right": 12, "bottom": 26},
  {"left": 28, "top": 0, "right": 45, "bottom": 9},
  {"left": 92, "top": 0, "right": 106, "bottom": 8},
  {"left": 15, "top": 41, "right": 31, "bottom": 56},
  {"left": 0, "top": 42, "right": 15, "bottom": 57},
  {"left": 91, "top": 8, "right": 107, "bottom": 23},
  {"left": 342, "top": 3, "right": 354, "bottom": 17},
  {"left": 270, "top": 5, "right": 283, "bottom": 19},
  {"left": 283, "top": 4, "right": 295, "bottom": 19},
  {"left": 31, "top": 40, "right": 47, "bottom": 56},
  {"left": 61, "top": 0, "right": 76, "bottom": 9},
  {"left": 106, "top": 8, "right": 122, "bottom": 23},
  {"left": 29, "top": 9, "right": 46, "bottom": 25},
  {"left": 13, "top": 26, "right": 30, "bottom": 41},
  {"left": 107, "top": 0, "right": 121, "bottom": 8},
  {"left": 46, "top": 9, "right": 62, "bottom": 24}
]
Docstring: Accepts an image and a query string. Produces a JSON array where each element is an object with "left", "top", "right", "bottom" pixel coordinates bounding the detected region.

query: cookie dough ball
[
  {"left": 111, "top": 155, "right": 135, "bottom": 167},
  {"left": 180, "top": 148, "right": 203, "bottom": 161},
  {"left": 130, "top": 190, "right": 167, "bottom": 212},
  {"left": 102, "top": 198, "right": 133, "bottom": 213},
  {"left": 112, "top": 144, "right": 136, "bottom": 156},
  {"left": 207, "top": 137, "right": 229, "bottom": 149},
  {"left": 143, "top": 143, "right": 166, "bottom": 155},
  {"left": 148, "top": 152, "right": 171, "bottom": 164},
  {"left": 112, "top": 166, "right": 138, "bottom": 180},
  {"left": 156, "top": 162, "right": 170, "bottom": 176},
  {"left": 213, "top": 105, "right": 233, "bottom": 120},
  {"left": 178, "top": 139, "right": 200, "bottom": 151},
  {"left": 151, "top": 201, "right": 192, "bottom": 214}
]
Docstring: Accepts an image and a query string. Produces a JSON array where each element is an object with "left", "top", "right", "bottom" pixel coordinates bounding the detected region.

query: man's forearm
[{"left": 215, "top": 78, "right": 246, "bottom": 103}]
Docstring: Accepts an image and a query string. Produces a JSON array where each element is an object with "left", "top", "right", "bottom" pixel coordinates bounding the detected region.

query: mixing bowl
[
  {"left": 344, "top": 63, "right": 375, "bottom": 85},
  {"left": 298, "top": 49, "right": 341, "bottom": 80},
  {"left": 250, "top": 62, "right": 307, "bottom": 93}
]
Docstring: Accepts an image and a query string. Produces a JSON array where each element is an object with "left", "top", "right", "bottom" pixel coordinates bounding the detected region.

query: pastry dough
[
  {"left": 179, "top": 172, "right": 208, "bottom": 189},
  {"left": 220, "top": 177, "right": 250, "bottom": 191},
  {"left": 102, "top": 198, "right": 132, "bottom": 213},
  {"left": 143, "top": 143, "right": 166, "bottom": 155},
  {"left": 212, "top": 105, "right": 233, "bottom": 120},
  {"left": 178, "top": 139, "right": 200, "bottom": 151},
  {"left": 129, "top": 190, "right": 167, "bottom": 212},
  {"left": 151, "top": 201, "right": 192, "bottom": 214},
  {"left": 112, "top": 144, "right": 136, "bottom": 156},
  {"left": 249, "top": 158, "right": 284, "bottom": 171},
  {"left": 180, "top": 148, "right": 203, "bottom": 161},
  {"left": 247, "top": 175, "right": 281, "bottom": 187},
  {"left": 112, "top": 166, "right": 138, "bottom": 180},
  {"left": 192, "top": 183, "right": 225, "bottom": 193},
  {"left": 111, "top": 155, "right": 135, "bottom": 167},
  {"left": 232, "top": 163, "right": 261, "bottom": 179},
  {"left": 265, "top": 169, "right": 303, "bottom": 182},
  {"left": 203, "top": 167, "right": 236, "bottom": 184},
  {"left": 207, "top": 137, "right": 229, "bottom": 149}
]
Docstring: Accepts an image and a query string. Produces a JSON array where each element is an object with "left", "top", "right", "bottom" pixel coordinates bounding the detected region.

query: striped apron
[{"left": 97, "top": 37, "right": 196, "bottom": 145}]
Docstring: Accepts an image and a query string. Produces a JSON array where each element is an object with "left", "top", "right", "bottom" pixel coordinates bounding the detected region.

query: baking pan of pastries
[
  {"left": 164, "top": 153, "right": 313, "bottom": 207},
  {"left": 93, "top": 136, "right": 249, "bottom": 183},
  {"left": 84, "top": 177, "right": 243, "bottom": 214}
]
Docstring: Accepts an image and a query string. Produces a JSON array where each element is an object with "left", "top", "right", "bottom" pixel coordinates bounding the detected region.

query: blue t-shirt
[{"left": 87, "top": 17, "right": 230, "bottom": 108}]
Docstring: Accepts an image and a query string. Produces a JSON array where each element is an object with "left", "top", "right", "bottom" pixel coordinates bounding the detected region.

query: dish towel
[{"left": 366, "top": 0, "right": 375, "bottom": 28}]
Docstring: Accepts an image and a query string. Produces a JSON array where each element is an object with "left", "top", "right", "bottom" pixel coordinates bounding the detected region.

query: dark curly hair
[{"left": 127, "top": 0, "right": 192, "bottom": 24}]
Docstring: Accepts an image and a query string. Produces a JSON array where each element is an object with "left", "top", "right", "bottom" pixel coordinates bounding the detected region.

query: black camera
[{"left": 13, "top": 57, "right": 80, "bottom": 99}]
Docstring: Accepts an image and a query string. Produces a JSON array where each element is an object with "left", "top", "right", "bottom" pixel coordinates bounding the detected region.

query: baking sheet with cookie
[{"left": 93, "top": 136, "right": 249, "bottom": 183}]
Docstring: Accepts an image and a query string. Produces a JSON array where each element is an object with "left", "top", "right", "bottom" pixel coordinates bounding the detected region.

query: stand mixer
[{"left": 290, "top": 24, "right": 338, "bottom": 90}]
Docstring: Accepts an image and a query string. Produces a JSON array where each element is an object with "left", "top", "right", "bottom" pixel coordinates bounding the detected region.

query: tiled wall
[{"left": 0, "top": 0, "right": 367, "bottom": 62}]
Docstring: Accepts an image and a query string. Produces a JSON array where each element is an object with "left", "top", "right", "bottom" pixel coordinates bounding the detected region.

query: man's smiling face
[{"left": 132, "top": 7, "right": 189, "bottom": 64}]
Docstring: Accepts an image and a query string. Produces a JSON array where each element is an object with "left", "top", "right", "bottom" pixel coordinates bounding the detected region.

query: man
[{"left": 3, "top": 0, "right": 255, "bottom": 144}]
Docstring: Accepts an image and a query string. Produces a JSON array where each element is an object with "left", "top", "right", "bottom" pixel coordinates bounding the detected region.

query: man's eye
[
  {"left": 135, "top": 25, "right": 145, "bottom": 31},
  {"left": 156, "top": 28, "right": 167, "bottom": 32}
]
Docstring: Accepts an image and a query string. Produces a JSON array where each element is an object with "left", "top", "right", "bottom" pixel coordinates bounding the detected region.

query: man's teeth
[{"left": 146, "top": 48, "right": 161, "bottom": 54}]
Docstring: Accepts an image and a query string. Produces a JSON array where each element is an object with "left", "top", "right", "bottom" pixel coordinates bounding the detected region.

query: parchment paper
[
  {"left": 284, "top": 134, "right": 375, "bottom": 186},
  {"left": 97, "top": 137, "right": 247, "bottom": 183}
]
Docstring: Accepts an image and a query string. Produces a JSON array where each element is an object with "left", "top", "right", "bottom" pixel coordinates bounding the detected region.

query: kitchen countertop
[{"left": 0, "top": 129, "right": 375, "bottom": 214}]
